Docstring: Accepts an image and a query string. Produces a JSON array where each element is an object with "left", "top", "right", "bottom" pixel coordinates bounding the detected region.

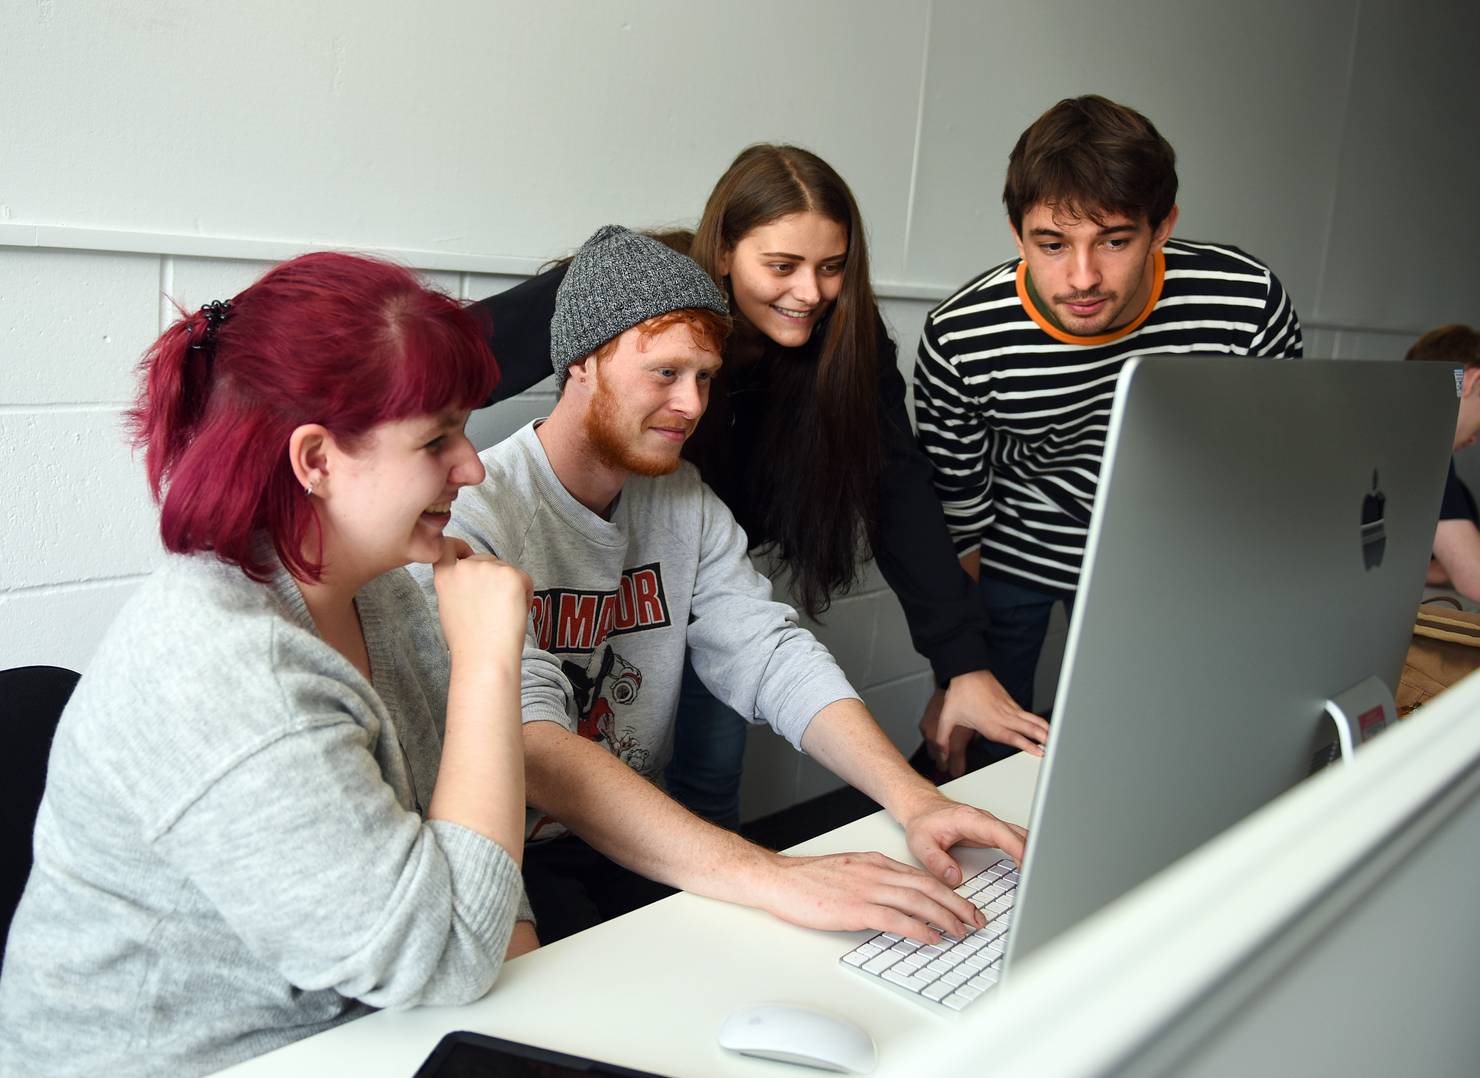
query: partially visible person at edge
[
  {"left": 914, "top": 94, "right": 1304, "bottom": 775},
  {"left": 471, "top": 144, "right": 1035, "bottom": 827},
  {"left": 1405, "top": 324, "right": 1480, "bottom": 601},
  {"left": 0, "top": 253, "right": 533, "bottom": 1077}
]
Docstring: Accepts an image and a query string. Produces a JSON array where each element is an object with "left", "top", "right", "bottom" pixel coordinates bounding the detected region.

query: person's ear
[
  {"left": 1150, "top": 204, "right": 1179, "bottom": 249},
  {"left": 289, "top": 424, "right": 332, "bottom": 497},
  {"left": 1462, "top": 366, "right": 1480, "bottom": 399},
  {"left": 1010, "top": 222, "right": 1027, "bottom": 261},
  {"left": 563, "top": 354, "right": 599, "bottom": 399},
  {"left": 716, "top": 246, "right": 733, "bottom": 278}
]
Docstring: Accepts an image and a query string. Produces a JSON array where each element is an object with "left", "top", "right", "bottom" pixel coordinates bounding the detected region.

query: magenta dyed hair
[{"left": 127, "top": 251, "right": 499, "bottom": 582}]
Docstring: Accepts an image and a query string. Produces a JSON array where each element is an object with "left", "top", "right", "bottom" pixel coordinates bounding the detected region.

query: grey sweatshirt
[
  {"left": 0, "top": 553, "right": 523, "bottom": 1077},
  {"left": 419, "top": 422, "right": 860, "bottom": 843}
]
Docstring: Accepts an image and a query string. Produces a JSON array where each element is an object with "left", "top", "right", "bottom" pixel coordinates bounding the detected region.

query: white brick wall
[
  {"left": 4, "top": 0, "right": 1478, "bottom": 822},
  {"left": 1, "top": 246, "right": 1472, "bottom": 822}
]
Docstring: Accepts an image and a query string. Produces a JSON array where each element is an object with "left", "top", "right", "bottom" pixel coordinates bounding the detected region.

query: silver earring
[{"left": 304, "top": 481, "right": 315, "bottom": 497}]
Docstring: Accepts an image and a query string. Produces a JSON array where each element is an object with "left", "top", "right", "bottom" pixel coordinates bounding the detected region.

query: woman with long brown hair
[{"left": 474, "top": 144, "right": 1044, "bottom": 827}]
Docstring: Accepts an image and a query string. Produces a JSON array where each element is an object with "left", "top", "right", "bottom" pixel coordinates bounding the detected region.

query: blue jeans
[
  {"left": 663, "top": 653, "right": 749, "bottom": 831},
  {"left": 976, "top": 576, "right": 1073, "bottom": 714}
]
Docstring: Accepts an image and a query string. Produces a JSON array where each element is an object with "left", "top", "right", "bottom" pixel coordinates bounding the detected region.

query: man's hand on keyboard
[
  {"left": 756, "top": 850, "right": 989, "bottom": 944},
  {"left": 902, "top": 796, "right": 1028, "bottom": 887}
]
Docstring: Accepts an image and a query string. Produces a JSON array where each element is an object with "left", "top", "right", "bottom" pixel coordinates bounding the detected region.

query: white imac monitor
[
  {"left": 1005, "top": 356, "right": 1457, "bottom": 968},
  {"left": 936, "top": 668, "right": 1480, "bottom": 1078}
]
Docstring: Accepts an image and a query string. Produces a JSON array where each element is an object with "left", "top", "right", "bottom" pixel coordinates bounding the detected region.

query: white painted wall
[{"left": 3, "top": 0, "right": 1477, "bottom": 820}]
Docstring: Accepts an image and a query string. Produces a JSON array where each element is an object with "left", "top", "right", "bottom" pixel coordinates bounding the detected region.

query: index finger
[
  {"left": 945, "top": 806, "right": 1028, "bottom": 864},
  {"left": 994, "top": 825, "right": 1026, "bottom": 863}
]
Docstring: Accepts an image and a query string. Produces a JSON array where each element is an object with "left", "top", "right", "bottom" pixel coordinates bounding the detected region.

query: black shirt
[
  {"left": 1441, "top": 459, "right": 1479, "bottom": 524},
  {"left": 469, "top": 265, "right": 995, "bottom": 683}
]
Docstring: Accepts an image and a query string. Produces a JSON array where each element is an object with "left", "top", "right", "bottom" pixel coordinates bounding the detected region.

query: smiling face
[
  {"left": 315, "top": 410, "right": 485, "bottom": 575},
  {"left": 1013, "top": 202, "right": 1177, "bottom": 337},
  {"left": 717, "top": 210, "right": 848, "bottom": 348},
  {"left": 576, "top": 317, "right": 723, "bottom": 477}
]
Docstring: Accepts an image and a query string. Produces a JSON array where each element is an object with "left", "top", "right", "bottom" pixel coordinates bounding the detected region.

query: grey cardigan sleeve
[
  {"left": 146, "top": 683, "right": 523, "bottom": 1010},
  {"left": 683, "top": 479, "right": 860, "bottom": 749}
]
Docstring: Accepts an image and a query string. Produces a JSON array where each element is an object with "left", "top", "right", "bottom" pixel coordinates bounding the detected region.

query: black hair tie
[{"left": 190, "top": 299, "right": 233, "bottom": 352}]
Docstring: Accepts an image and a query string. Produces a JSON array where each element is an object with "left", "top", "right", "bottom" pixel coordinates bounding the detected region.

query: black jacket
[{"left": 469, "top": 267, "right": 993, "bottom": 683}]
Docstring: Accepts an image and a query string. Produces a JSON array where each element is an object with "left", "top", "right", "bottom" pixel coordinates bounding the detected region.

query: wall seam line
[
  {"left": 1311, "top": 0, "right": 1363, "bottom": 324},
  {"left": 899, "top": 0, "right": 935, "bottom": 282}
]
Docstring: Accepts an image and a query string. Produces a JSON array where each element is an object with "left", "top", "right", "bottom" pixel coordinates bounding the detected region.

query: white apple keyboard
[{"left": 838, "top": 856, "right": 1017, "bottom": 1015}]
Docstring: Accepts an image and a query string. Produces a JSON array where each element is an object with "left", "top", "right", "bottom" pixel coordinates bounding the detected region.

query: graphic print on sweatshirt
[
  {"left": 562, "top": 645, "right": 651, "bottom": 770},
  {"left": 527, "top": 564, "right": 672, "bottom": 843},
  {"left": 528, "top": 562, "right": 672, "bottom": 653}
]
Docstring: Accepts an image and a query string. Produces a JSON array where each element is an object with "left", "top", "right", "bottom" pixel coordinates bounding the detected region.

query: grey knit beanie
[{"left": 550, "top": 224, "right": 729, "bottom": 381}]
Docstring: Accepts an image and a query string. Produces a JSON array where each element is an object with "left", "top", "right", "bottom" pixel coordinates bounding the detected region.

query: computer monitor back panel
[{"left": 1007, "top": 357, "right": 1457, "bottom": 965}]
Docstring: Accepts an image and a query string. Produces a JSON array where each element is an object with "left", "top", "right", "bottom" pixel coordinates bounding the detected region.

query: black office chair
[{"left": 1, "top": 665, "right": 80, "bottom": 953}]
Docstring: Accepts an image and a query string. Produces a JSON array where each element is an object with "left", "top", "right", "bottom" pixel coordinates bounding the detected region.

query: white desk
[{"left": 221, "top": 752, "right": 1040, "bottom": 1077}]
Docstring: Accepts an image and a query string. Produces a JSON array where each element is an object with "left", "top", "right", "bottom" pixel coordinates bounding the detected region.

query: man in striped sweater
[{"left": 914, "top": 95, "right": 1302, "bottom": 774}]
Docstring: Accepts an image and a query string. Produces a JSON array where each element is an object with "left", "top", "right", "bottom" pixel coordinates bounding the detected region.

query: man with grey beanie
[{"left": 418, "top": 225, "right": 1027, "bottom": 952}]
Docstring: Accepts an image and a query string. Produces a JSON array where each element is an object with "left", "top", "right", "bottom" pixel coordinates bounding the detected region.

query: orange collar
[{"left": 1015, "top": 250, "right": 1166, "bottom": 345}]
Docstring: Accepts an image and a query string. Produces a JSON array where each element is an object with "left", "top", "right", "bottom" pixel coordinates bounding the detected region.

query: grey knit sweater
[
  {"left": 416, "top": 423, "right": 860, "bottom": 844},
  {"left": 0, "top": 552, "right": 524, "bottom": 1076}
]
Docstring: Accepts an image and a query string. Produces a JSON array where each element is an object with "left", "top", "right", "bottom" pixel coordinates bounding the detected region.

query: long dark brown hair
[{"left": 689, "top": 144, "right": 883, "bottom": 618}]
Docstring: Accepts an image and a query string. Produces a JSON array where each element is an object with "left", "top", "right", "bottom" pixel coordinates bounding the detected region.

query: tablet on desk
[{"left": 414, "top": 1031, "right": 672, "bottom": 1078}]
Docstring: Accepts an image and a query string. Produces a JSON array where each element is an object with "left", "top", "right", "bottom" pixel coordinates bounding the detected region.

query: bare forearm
[
  {"left": 800, "top": 698, "right": 944, "bottom": 826},
  {"left": 1433, "top": 520, "right": 1480, "bottom": 600},
  {"left": 522, "top": 723, "right": 776, "bottom": 900},
  {"left": 428, "top": 659, "right": 526, "bottom": 861}
]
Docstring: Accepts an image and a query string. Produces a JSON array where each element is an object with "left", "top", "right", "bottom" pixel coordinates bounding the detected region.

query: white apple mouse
[{"left": 718, "top": 1002, "right": 877, "bottom": 1073}]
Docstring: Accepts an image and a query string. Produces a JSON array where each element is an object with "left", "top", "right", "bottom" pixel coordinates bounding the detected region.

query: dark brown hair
[
  {"left": 689, "top": 144, "right": 883, "bottom": 618},
  {"left": 1405, "top": 324, "right": 1480, "bottom": 367},
  {"left": 1003, "top": 95, "right": 1178, "bottom": 233}
]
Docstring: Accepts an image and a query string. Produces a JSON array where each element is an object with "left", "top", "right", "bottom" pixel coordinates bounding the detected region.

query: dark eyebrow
[
  {"left": 759, "top": 250, "right": 848, "bottom": 261},
  {"left": 1030, "top": 224, "right": 1138, "bottom": 240}
]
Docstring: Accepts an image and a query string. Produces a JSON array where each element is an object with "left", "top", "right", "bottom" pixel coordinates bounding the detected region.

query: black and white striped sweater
[{"left": 914, "top": 238, "right": 1303, "bottom": 596}]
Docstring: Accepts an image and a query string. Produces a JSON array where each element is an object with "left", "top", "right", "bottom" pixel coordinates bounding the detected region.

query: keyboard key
[
  {"left": 943, "top": 992, "right": 972, "bottom": 1011},
  {"left": 883, "top": 969, "right": 929, "bottom": 992},
  {"left": 861, "top": 952, "right": 901, "bottom": 975},
  {"left": 923, "top": 981, "right": 953, "bottom": 1002},
  {"left": 969, "top": 969, "right": 1000, "bottom": 990},
  {"left": 842, "top": 951, "right": 868, "bottom": 967}
]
